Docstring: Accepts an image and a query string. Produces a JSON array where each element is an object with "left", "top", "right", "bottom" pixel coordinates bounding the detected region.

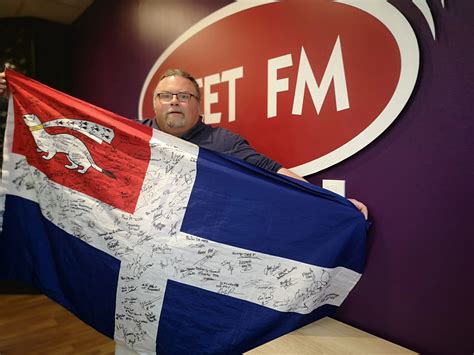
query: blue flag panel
[
  {"left": 183, "top": 148, "right": 366, "bottom": 272},
  {"left": 0, "top": 195, "right": 120, "bottom": 338}
]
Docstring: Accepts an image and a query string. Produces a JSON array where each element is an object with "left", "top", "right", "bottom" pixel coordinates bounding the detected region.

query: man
[{"left": 0, "top": 70, "right": 368, "bottom": 218}]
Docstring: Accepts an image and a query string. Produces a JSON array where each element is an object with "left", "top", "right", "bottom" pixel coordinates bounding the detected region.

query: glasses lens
[
  {"left": 177, "top": 93, "right": 191, "bottom": 102},
  {"left": 158, "top": 92, "right": 172, "bottom": 102}
]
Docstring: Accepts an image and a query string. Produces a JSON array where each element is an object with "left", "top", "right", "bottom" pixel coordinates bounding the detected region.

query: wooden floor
[{"left": 0, "top": 294, "right": 115, "bottom": 354}]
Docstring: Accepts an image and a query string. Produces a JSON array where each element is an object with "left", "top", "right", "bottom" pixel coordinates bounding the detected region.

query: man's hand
[
  {"left": 348, "top": 198, "right": 368, "bottom": 220},
  {"left": 0, "top": 71, "right": 9, "bottom": 99},
  {"left": 277, "top": 167, "right": 306, "bottom": 181},
  {"left": 277, "top": 168, "right": 369, "bottom": 220}
]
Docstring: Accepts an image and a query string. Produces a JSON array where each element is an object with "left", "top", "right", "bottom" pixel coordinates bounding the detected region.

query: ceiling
[{"left": 0, "top": 0, "right": 95, "bottom": 25}]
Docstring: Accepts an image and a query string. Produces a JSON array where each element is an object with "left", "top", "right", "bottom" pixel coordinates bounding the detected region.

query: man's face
[{"left": 153, "top": 75, "right": 201, "bottom": 137}]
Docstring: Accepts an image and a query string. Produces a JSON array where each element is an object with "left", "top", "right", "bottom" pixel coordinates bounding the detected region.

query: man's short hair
[{"left": 158, "top": 69, "right": 201, "bottom": 101}]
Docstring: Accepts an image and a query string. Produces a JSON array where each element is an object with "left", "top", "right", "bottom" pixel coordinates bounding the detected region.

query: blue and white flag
[{"left": 0, "top": 70, "right": 367, "bottom": 354}]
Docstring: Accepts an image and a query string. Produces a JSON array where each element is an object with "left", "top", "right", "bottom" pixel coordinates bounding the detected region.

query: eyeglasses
[{"left": 155, "top": 91, "right": 199, "bottom": 103}]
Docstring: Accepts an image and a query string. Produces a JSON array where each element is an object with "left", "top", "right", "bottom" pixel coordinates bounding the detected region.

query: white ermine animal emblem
[{"left": 23, "top": 114, "right": 116, "bottom": 179}]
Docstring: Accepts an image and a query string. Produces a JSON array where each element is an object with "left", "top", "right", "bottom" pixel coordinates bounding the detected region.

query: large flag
[{"left": 0, "top": 69, "right": 368, "bottom": 354}]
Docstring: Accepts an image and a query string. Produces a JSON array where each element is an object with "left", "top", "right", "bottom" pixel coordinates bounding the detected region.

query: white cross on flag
[{"left": 0, "top": 70, "right": 368, "bottom": 354}]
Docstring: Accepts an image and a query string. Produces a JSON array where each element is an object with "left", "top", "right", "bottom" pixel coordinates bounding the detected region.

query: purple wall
[{"left": 71, "top": 1, "right": 474, "bottom": 353}]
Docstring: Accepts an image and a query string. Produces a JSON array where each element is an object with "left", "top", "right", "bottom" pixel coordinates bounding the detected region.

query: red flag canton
[{"left": 7, "top": 69, "right": 151, "bottom": 213}]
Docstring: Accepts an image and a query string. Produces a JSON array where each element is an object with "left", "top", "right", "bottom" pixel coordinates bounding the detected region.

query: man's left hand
[{"left": 348, "top": 198, "right": 368, "bottom": 220}]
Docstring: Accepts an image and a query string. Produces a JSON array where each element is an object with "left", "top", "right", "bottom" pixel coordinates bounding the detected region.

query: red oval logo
[{"left": 140, "top": 0, "right": 419, "bottom": 175}]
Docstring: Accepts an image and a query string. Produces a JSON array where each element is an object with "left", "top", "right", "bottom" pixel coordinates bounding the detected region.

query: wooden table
[{"left": 246, "top": 317, "right": 417, "bottom": 354}]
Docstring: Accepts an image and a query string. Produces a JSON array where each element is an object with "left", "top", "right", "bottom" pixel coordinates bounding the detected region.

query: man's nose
[{"left": 170, "top": 94, "right": 180, "bottom": 105}]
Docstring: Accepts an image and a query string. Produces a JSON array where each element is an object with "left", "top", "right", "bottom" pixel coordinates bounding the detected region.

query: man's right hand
[{"left": 0, "top": 71, "right": 9, "bottom": 98}]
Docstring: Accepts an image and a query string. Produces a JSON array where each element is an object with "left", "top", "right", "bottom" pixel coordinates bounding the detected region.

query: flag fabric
[{"left": 0, "top": 69, "right": 368, "bottom": 354}]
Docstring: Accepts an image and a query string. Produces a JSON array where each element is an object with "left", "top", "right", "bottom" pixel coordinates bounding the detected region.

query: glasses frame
[{"left": 155, "top": 91, "right": 199, "bottom": 103}]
